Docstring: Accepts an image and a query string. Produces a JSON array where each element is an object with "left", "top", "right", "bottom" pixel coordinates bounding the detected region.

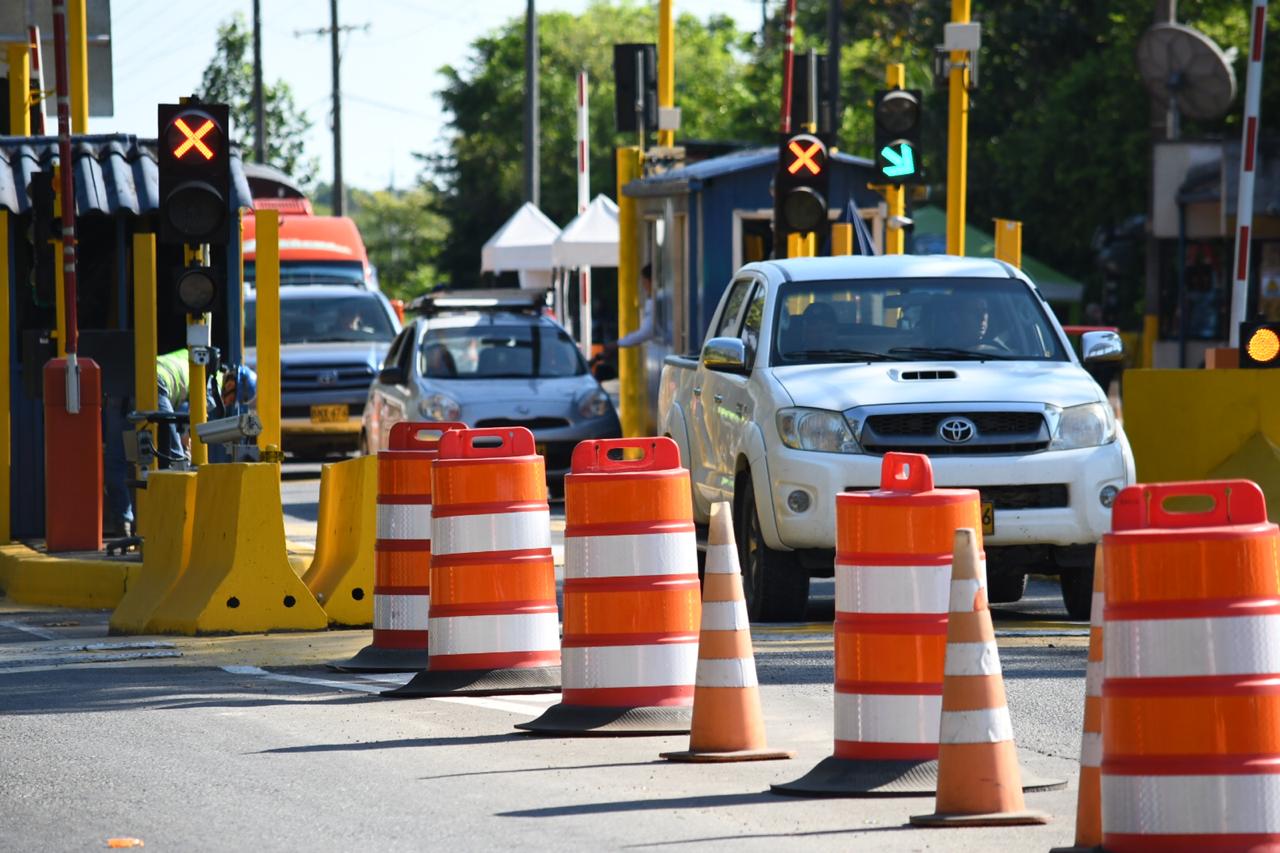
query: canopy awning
[
  {"left": 480, "top": 202, "right": 561, "bottom": 273},
  {"left": 552, "top": 194, "right": 619, "bottom": 267}
]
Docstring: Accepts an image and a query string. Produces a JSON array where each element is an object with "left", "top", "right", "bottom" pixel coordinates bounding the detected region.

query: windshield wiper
[
  {"left": 783, "top": 348, "right": 907, "bottom": 363},
  {"left": 889, "top": 346, "right": 1017, "bottom": 361}
]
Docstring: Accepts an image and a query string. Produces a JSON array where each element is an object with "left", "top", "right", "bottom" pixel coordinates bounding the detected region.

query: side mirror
[
  {"left": 1081, "top": 330, "right": 1124, "bottom": 363},
  {"left": 378, "top": 365, "right": 406, "bottom": 385},
  {"left": 702, "top": 337, "right": 748, "bottom": 373}
]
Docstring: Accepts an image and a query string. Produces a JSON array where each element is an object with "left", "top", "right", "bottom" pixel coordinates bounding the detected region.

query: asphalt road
[{"left": 0, "top": 463, "right": 1089, "bottom": 851}]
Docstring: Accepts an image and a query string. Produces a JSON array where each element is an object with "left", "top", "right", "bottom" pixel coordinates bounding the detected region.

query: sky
[{"left": 80, "top": 0, "right": 766, "bottom": 191}]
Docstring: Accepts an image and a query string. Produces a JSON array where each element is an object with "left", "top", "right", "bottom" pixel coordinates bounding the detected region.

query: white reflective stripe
[
  {"left": 432, "top": 509, "right": 551, "bottom": 556},
  {"left": 562, "top": 643, "right": 698, "bottom": 689},
  {"left": 373, "top": 594, "right": 430, "bottom": 631},
  {"left": 1102, "top": 774, "right": 1280, "bottom": 835},
  {"left": 703, "top": 543, "right": 738, "bottom": 574},
  {"left": 376, "top": 504, "right": 432, "bottom": 541},
  {"left": 940, "top": 706, "right": 1014, "bottom": 744},
  {"left": 1079, "top": 732, "right": 1102, "bottom": 768},
  {"left": 834, "top": 692, "right": 942, "bottom": 744},
  {"left": 943, "top": 641, "right": 1002, "bottom": 676},
  {"left": 565, "top": 531, "right": 698, "bottom": 579},
  {"left": 1104, "top": 614, "right": 1280, "bottom": 678},
  {"left": 701, "top": 600, "right": 749, "bottom": 631},
  {"left": 1085, "top": 662, "right": 1104, "bottom": 698},
  {"left": 836, "top": 563, "right": 950, "bottom": 614},
  {"left": 1090, "top": 592, "right": 1105, "bottom": 627},
  {"left": 949, "top": 568, "right": 988, "bottom": 612},
  {"left": 695, "top": 656, "right": 758, "bottom": 688},
  {"left": 427, "top": 612, "right": 559, "bottom": 656}
]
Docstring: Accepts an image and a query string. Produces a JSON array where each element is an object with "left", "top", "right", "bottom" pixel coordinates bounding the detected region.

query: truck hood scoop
[{"left": 894, "top": 369, "right": 958, "bottom": 381}]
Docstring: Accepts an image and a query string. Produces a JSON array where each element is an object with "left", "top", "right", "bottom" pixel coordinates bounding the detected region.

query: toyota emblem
[
  {"left": 938, "top": 416, "right": 977, "bottom": 444},
  {"left": 317, "top": 370, "right": 339, "bottom": 386}
]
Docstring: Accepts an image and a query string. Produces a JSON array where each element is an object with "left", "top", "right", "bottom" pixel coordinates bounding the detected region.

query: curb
[{"left": 0, "top": 544, "right": 139, "bottom": 609}]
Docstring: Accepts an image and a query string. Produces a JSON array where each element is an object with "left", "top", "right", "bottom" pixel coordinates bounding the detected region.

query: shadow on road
[
  {"left": 621, "top": 824, "right": 917, "bottom": 847},
  {"left": 497, "top": 791, "right": 784, "bottom": 818},
  {"left": 420, "top": 760, "right": 664, "bottom": 782},
  {"left": 260, "top": 733, "right": 526, "bottom": 754}
]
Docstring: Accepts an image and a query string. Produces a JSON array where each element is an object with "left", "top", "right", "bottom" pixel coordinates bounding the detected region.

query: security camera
[{"left": 195, "top": 412, "right": 263, "bottom": 445}]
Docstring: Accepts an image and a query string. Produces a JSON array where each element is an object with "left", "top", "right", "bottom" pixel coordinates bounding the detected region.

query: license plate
[
  {"left": 981, "top": 501, "right": 995, "bottom": 536},
  {"left": 310, "top": 404, "right": 349, "bottom": 424},
  {"left": 536, "top": 442, "right": 547, "bottom": 457}
]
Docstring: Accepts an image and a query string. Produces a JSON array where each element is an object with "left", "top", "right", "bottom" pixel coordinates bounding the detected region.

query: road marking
[{"left": 0, "top": 620, "right": 60, "bottom": 640}]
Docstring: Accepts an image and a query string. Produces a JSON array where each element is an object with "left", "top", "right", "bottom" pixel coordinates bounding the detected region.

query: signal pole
[
  {"left": 946, "top": 0, "right": 970, "bottom": 256},
  {"left": 524, "top": 0, "right": 540, "bottom": 206},
  {"left": 885, "top": 63, "right": 905, "bottom": 256},
  {"left": 253, "top": 0, "right": 266, "bottom": 163}
]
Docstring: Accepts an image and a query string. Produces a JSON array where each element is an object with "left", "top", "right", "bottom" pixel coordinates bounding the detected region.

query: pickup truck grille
[
  {"left": 845, "top": 483, "right": 1069, "bottom": 510},
  {"left": 281, "top": 362, "right": 376, "bottom": 393},
  {"left": 858, "top": 411, "right": 1049, "bottom": 455}
]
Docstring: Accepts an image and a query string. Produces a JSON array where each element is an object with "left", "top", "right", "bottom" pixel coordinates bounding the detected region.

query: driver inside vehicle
[{"left": 938, "top": 295, "right": 992, "bottom": 349}]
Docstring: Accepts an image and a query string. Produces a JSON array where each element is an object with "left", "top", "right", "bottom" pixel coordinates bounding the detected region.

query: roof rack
[{"left": 407, "top": 288, "right": 549, "bottom": 316}]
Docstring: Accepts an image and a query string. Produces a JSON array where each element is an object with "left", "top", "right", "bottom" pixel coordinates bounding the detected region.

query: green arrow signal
[{"left": 880, "top": 143, "right": 916, "bottom": 178}]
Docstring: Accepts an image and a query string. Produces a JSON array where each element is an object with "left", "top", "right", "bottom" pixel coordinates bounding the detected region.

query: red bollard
[{"left": 43, "top": 358, "right": 102, "bottom": 552}]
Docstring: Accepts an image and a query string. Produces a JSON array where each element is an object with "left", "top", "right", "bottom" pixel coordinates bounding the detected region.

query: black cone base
[
  {"left": 329, "top": 644, "right": 428, "bottom": 674},
  {"left": 384, "top": 665, "right": 560, "bottom": 698},
  {"left": 516, "top": 703, "right": 691, "bottom": 736},
  {"left": 771, "top": 755, "right": 1066, "bottom": 798}
]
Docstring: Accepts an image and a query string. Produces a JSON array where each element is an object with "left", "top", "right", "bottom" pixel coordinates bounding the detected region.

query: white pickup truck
[{"left": 658, "top": 255, "right": 1134, "bottom": 622}]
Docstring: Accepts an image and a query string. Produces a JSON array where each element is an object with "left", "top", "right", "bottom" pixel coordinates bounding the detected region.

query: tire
[
  {"left": 986, "top": 572, "right": 1028, "bottom": 604},
  {"left": 736, "top": 473, "right": 810, "bottom": 622},
  {"left": 1059, "top": 563, "right": 1095, "bottom": 621}
]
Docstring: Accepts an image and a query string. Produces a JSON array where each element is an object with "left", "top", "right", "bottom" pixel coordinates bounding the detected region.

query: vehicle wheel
[
  {"left": 1059, "top": 563, "right": 1095, "bottom": 621},
  {"left": 986, "top": 571, "right": 1028, "bottom": 604},
  {"left": 736, "top": 473, "right": 810, "bottom": 622}
]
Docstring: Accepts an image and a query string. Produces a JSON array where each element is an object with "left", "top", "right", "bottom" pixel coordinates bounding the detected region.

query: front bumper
[
  {"left": 526, "top": 414, "right": 623, "bottom": 478},
  {"left": 766, "top": 441, "right": 1132, "bottom": 551}
]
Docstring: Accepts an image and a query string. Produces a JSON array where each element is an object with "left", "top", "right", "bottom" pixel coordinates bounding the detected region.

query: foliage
[
  {"left": 347, "top": 186, "right": 449, "bottom": 302},
  {"left": 198, "top": 14, "right": 318, "bottom": 187}
]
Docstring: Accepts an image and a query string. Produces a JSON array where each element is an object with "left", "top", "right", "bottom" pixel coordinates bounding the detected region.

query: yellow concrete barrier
[
  {"left": 0, "top": 544, "right": 136, "bottom": 608},
  {"left": 108, "top": 472, "right": 197, "bottom": 635},
  {"left": 1123, "top": 369, "right": 1280, "bottom": 519},
  {"left": 148, "top": 463, "right": 328, "bottom": 634},
  {"left": 303, "top": 454, "right": 375, "bottom": 627}
]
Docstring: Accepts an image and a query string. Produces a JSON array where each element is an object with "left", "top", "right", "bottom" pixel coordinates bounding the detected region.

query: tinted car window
[
  {"left": 246, "top": 293, "right": 395, "bottom": 346},
  {"left": 244, "top": 260, "right": 365, "bottom": 288},
  {"left": 419, "top": 323, "right": 585, "bottom": 379},
  {"left": 715, "top": 279, "right": 753, "bottom": 338}
]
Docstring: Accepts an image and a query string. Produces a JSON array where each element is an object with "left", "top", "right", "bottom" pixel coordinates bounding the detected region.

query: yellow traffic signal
[{"left": 1240, "top": 323, "right": 1280, "bottom": 368}]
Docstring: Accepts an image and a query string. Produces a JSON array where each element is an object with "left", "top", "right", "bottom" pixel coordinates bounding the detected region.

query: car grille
[
  {"left": 474, "top": 417, "right": 572, "bottom": 430},
  {"left": 859, "top": 410, "right": 1049, "bottom": 455},
  {"left": 282, "top": 402, "right": 363, "bottom": 419},
  {"left": 843, "top": 484, "right": 1068, "bottom": 510},
  {"left": 539, "top": 441, "right": 576, "bottom": 472},
  {"left": 281, "top": 362, "right": 376, "bottom": 393}
]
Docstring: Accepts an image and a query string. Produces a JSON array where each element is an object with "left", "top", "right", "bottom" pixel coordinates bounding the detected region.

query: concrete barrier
[
  {"left": 303, "top": 455, "right": 376, "bottom": 627},
  {"left": 109, "top": 472, "right": 197, "bottom": 635},
  {"left": 0, "top": 544, "right": 135, "bottom": 608}
]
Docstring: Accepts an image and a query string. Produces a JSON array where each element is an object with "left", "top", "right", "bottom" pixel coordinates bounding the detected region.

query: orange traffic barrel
[
  {"left": 1100, "top": 480, "right": 1280, "bottom": 853},
  {"left": 336, "top": 421, "right": 464, "bottom": 673},
  {"left": 775, "top": 451, "right": 979, "bottom": 796},
  {"left": 388, "top": 427, "right": 560, "bottom": 697},
  {"left": 518, "top": 437, "right": 700, "bottom": 734}
]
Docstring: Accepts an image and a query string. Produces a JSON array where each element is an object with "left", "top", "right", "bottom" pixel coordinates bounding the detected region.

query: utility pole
[
  {"left": 1142, "top": 0, "right": 1176, "bottom": 367},
  {"left": 524, "top": 0, "right": 539, "bottom": 206},
  {"left": 827, "top": 0, "right": 840, "bottom": 143},
  {"left": 253, "top": 0, "right": 266, "bottom": 164}
]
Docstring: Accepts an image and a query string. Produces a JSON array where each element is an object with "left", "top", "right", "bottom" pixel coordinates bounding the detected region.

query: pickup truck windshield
[
  {"left": 245, "top": 293, "right": 396, "bottom": 345},
  {"left": 419, "top": 323, "right": 585, "bottom": 379},
  {"left": 771, "top": 277, "right": 1068, "bottom": 365}
]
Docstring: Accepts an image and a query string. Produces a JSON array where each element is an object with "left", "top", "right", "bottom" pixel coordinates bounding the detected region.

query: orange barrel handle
[
  {"left": 571, "top": 436, "right": 681, "bottom": 473},
  {"left": 1112, "top": 480, "right": 1267, "bottom": 531},
  {"left": 878, "top": 451, "right": 934, "bottom": 493},
  {"left": 439, "top": 426, "right": 536, "bottom": 460},
  {"left": 389, "top": 420, "right": 467, "bottom": 452}
]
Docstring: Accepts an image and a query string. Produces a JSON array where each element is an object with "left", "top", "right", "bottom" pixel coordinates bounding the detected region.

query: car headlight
[
  {"left": 577, "top": 388, "right": 612, "bottom": 419},
  {"left": 419, "top": 393, "right": 461, "bottom": 422},
  {"left": 1051, "top": 402, "right": 1116, "bottom": 450},
  {"left": 777, "top": 407, "right": 861, "bottom": 453}
]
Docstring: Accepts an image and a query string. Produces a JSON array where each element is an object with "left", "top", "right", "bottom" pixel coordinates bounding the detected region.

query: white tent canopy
[
  {"left": 552, "top": 194, "right": 619, "bottom": 268},
  {"left": 480, "top": 202, "right": 561, "bottom": 274}
]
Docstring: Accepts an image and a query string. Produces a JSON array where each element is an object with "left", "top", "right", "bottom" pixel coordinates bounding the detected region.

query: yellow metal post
[
  {"left": 993, "top": 218, "right": 1022, "bottom": 267},
  {"left": 7, "top": 43, "right": 30, "bottom": 137},
  {"left": 831, "top": 222, "right": 853, "bottom": 255},
  {"left": 0, "top": 211, "right": 11, "bottom": 543},
  {"left": 68, "top": 0, "right": 89, "bottom": 133},
  {"left": 616, "top": 147, "right": 645, "bottom": 438},
  {"left": 657, "top": 0, "right": 675, "bottom": 149},
  {"left": 1142, "top": 314, "right": 1157, "bottom": 369},
  {"left": 187, "top": 317, "right": 208, "bottom": 467},
  {"left": 946, "top": 0, "right": 970, "bottom": 256},
  {"left": 885, "top": 64, "right": 907, "bottom": 256},
  {"left": 255, "top": 210, "right": 282, "bottom": 453}
]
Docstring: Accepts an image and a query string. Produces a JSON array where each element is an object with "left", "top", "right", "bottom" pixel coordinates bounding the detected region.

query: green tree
[
  {"left": 198, "top": 13, "right": 318, "bottom": 187},
  {"left": 348, "top": 186, "right": 449, "bottom": 302}
]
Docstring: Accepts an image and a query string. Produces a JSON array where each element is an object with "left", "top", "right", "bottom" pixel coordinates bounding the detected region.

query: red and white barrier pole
[
  {"left": 52, "top": 0, "right": 79, "bottom": 409},
  {"left": 577, "top": 70, "right": 592, "bottom": 360},
  {"left": 1229, "top": 0, "right": 1269, "bottom": 347}
]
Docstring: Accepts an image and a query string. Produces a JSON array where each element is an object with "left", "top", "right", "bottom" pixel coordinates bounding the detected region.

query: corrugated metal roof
[{"left": 0, "top": 133, "right": 254, "bottom": 217}]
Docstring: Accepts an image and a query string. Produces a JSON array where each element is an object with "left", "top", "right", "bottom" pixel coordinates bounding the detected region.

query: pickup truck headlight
[
  {"left": 419, "top": 393, "right": 461, "bottom": 422},
  {"left": 1051, "top": 402, "right": 1116, "bottom": 450},
  {"left": 777, "top": 408, "right": 861, "bottom": 453},
  {"left": 577, "top": 388, "right": 612, "bottom": 419}
]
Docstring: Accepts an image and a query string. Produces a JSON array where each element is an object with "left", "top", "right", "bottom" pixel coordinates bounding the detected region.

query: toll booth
[
  {"left": 0, "top": 133, "right": 252, "bottom": 537},
  {"left": 620, "top": 146, "right": 881, "bottom": 406}
]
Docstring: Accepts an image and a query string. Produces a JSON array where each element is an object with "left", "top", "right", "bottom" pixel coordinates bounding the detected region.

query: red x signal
[
  {"left": 787, "top": 139, "right": 823, "bottom": 175},
  {"left": 172, "top": 117, "right": 216, "bottom": 161}
]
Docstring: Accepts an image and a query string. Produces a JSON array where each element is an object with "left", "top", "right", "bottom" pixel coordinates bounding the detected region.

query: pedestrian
[{"left": 603, "top": 263, "right": 656, "bottom": 357}]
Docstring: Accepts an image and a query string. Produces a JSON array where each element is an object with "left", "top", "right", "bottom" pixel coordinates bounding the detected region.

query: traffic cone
[
  {"left": 661, "top": 501, "right": 793, "bottom": 762},
  {"left": 910, "top": 528, "right": 1053, "bottom": 827}
]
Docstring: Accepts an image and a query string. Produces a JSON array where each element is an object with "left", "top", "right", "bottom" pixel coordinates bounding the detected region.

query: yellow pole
[
  {"left": 7, "top": 43, "right": 30, "bottom": 137},
  {"left": 187, "top": 317, "right": 208, "bottom": 466},
  {"left": 831, "top": 222, "right": 853, "bottom": 255},
  {"left": 946, "top": 0, "right": 970, "bottom": 256},
  {"left": 132, "top": 233, "right": 157, "bottom": 466},
  {"left": 68, "top": 0, "right": 89, "bottom": 133},
  {"left": 885, "top": 63, "right": 906, "bottom": 256},
  {"left": 657, "top": 0, "right": 675, "bottom": 149},
  {"left": 0, "top": 211, "right": 11, "bottom": 542},
  {"left": 616, "top": 146, "right": 645, "bottom": 438},
  {"left": 1142, "top": 314, "right": 1157, "bottom": 369},
  {"left": 786, "top": 232, "right": 801, "bottom": 259},
  {"left": 993, "top": 218, "right": 1022, "bottom": 267},
  {"left": 255, "top": 210, "right": 282, "bottom": 453}
]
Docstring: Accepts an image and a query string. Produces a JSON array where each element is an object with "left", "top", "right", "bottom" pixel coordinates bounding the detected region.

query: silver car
[{"left": 361, "top": 291, "right": 621, "bottom": 483}]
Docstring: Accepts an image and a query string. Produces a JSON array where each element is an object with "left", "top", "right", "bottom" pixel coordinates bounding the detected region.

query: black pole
[
  {"left": 330, "top": 0, "right": 344, "bottom": 215},
  {"left": 252, "top": 0, "right": 266, "bottom": 163},
  {"left": 524, "top": 0, "right": 539, "bottom": 206},
  {"left": 827, "top": 0, "right": 840, "bottom": 142}
]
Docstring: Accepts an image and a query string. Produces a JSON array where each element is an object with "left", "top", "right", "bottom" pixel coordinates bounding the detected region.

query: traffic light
[
  {"left": 613, "top": 44, "right": 657, "bottom": 134},
  {"left": 157, "top": 102, "right": 231, "bottom": 246},
  {"left": 174, "top": 266, "right": 221, "bottom": 315},
  {"left": 776, "top": 132, "right": 829, "bottom": 237},
  {"left": 873, "top": 88, "right": 924, "bottom": 184},
  {"left": 1240, "top": 322, "right": 1280, "bottom": 368}
]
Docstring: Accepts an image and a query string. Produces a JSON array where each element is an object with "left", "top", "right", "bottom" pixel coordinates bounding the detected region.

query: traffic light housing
[
  {"left": 873, "top": 88, "right": 923, "bottom": 184},
  {"left": 776, "top": 132, "right": 829, "bottom": 238},
  {"left": 613, "top": 44, "right": 657, "bottom": 134},
  {"left": 157, "top": 102, "right": 231, "bottom": 246},
  {"left": 1240, "top": 322, "right": 1280, "bottom": 368}
]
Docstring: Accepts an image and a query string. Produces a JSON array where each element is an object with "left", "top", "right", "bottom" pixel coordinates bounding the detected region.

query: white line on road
[{"left": 0, "top": 620, "right": 61, "bottom": 640}]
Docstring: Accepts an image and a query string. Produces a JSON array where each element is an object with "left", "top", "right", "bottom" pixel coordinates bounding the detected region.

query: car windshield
[
  {"left": 245, "top": 294, "right": 395, "bottom": 345},
  {"left": 244, "top": 260, "right": 366, "bottom": 288},
  {"left": 770, "top": 277, "right": 1068, "bottom": 365},
  {"left": 419, "top": 322, "right": 585, "bottom": 379}
]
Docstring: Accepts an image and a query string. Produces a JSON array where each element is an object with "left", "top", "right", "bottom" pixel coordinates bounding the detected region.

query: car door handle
[
  {"left": 713, "top": 393, "right": 724, "bottom": 404},
  {"left": 692, "top": 386, "right": 701, "bottom": 396}
]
